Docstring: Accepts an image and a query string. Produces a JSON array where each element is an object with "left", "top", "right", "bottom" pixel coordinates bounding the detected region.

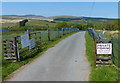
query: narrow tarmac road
[{"left": 8, "top": 31, "right": 90, "bottom": 81}]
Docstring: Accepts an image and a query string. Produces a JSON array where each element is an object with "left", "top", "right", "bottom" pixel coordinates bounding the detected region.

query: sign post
[
  {"left": 21, "top": 34, "right": 29, "bottom": 48},
  {"left": 94, "top": 39, "right": 112, "bottom": 67},
  {"left": 29, "top": 39, "right": 35, "bottom": 49}
]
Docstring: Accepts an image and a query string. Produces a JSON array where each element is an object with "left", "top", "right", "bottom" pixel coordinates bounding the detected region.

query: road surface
[{"left": 8, "top": 31, "right": 90, "bottom": 81}]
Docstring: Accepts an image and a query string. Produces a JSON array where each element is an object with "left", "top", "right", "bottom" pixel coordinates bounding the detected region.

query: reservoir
[{"left": 0, "top": 29, "right": 9, "bottom": 32}]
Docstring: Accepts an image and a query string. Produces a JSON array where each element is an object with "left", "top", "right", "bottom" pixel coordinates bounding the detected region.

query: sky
[
  {"left": 2, "top": 2, "right": 118, "bottom": 18},
  {"left": 1, "top": 0, "right": 119, "bottom": 2}
]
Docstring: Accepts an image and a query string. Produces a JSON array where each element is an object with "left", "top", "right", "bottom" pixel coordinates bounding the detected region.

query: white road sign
[
  {"left": 96, "top": 43, "right": 112, "bottom": 54},
  {"left": 21, "top": 34, "right": 29, "bottom": 48}
]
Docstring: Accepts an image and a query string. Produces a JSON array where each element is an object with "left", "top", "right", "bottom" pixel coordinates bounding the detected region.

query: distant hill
[
  {"left": 48, "top": 16, "right": 81, "bottom": 19},
  {"left": 19, "top": 14, "right": 45, "bottom": 18},
  {"left": 51, "top": 16, "right": 117, "bottom": 23},
  {"left": 1, "top": 15, "right": 53, "bottom": 23},
  {"left": 3, "top": 14, "right": 44, "bottom": 18},
  {"left": 1, "top": 15, "right": 118, "bottom": 23}
]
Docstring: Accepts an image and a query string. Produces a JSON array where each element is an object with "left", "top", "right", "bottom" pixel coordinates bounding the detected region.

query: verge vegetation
[{"left": 85, "top": 31, "right": 118, "bottom": 81}]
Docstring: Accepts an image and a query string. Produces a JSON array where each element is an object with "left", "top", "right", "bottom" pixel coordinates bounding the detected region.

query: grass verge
[
  {"left": 85, "top": 31, "right": 118, "bottom": 81},
  {"left": 2, "top": 31, "right": 79, "bottom": 80}
]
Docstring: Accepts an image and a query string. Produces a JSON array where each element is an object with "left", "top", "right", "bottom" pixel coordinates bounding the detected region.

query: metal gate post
[
  {"left": 48, "top": 29, "right": 50, "bottom": 41},
  {"left": 14, "top": 37, "right": 18, "bottom": 61}
]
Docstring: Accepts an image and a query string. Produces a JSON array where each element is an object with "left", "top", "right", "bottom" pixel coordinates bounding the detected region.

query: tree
[
  {"left": 19, "top": 19, "right": 28, "bottom": 27},
  {"left": 87, "top": 23, "right": 94, "bottom": 28},
  {"left": 55, "top": 22, "right": 69, "bottom": 29},
  {"left": 73, "top": 24, "right": 82, "bottom": 30},
  {"left": 105, "top": 23, "right": 116, "bottom": 30},
  {"left": 73, "top": 24, "right": 87, "bottom": 30}
]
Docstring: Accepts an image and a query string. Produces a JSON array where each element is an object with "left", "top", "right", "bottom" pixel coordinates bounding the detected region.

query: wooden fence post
[
  {"left": 38, "top": 32, "right": 41, "bottom": 51},
  {"left": 63, "top": 28, "right": 64, "bottom": 35}
]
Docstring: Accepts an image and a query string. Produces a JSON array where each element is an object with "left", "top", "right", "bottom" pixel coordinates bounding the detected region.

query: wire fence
[
  {"left": 87, "top": 28, "right": 99, "bottom": 39},
  {"left": 2, "top": 28, "right": 79, "bottom": 62},
  {"left": 111, "top": 36, "right": 119, "bottom": 68}
]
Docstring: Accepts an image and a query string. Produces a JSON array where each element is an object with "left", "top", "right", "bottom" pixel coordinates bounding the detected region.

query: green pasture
[{"left": 2, "top": 20, "right": 57, "bottom": 32}]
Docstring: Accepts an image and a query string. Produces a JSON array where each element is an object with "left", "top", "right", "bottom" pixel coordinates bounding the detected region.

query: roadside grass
[
  {"left": 90, "top": 66, "right": 118, "bottom": 81},
  {"left": 85, "top": 31, "right": 94, "bottom": 67},
  {"left": 2, "top": 31, "right": 79, "bottom": 80},
  {"left": 85, "top": 31, "right": 118, "bottom": 81}
]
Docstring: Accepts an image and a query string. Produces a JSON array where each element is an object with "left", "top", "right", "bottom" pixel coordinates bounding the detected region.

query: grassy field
[
  {"left": 2, "top": 20, "right": 56, "bottom": 30},
  {"left": 26, "top": 20, "right": 56, "bottom": 27},
  {"left": 2, "top": 23, "right": 19, "bottom": 28},
  {"left": 2, "top": 30, "right": 43, "bottom": 39},
  {"left": 2, "top": 31, "right": 78, "bottom": 80},
  {"left": 2, "top": 32, "right": 25, "bottom": 39},
  {"left": 85, "top": 31, "right": 119, "bottom": 81},
  {"left": 1, "top": 19, "right": 57, "bottom": 39}
]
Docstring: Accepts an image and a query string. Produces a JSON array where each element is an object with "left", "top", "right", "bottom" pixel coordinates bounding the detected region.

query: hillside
[
  {"left": 1, "top": 15, "right": 118, "bottom": 31},
  {"left": 48, "top": 16, "right": 80, "bottom": 19},
  {"left": 1, "top": 15, "right": 53, "bottom": 23},
  {"left": 51, "top": 16, "right": 117, "bottom": 23},
  {"left": 2, "top": 15, "right": 117, "bottom": 24}
]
